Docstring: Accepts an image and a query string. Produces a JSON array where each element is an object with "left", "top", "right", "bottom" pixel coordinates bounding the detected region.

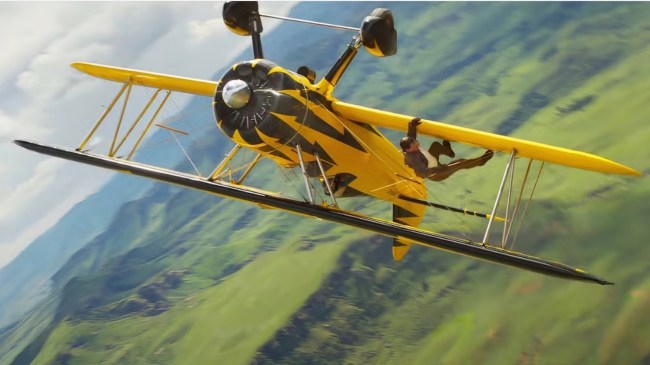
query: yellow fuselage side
[{"left": 213, "top": 60, "right": 426, "bottom": 228}]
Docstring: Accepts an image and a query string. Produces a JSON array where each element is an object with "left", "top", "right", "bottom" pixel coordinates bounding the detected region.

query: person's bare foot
[
  {"left": 477, "top": 150, "right": 494, "bottom": 166},
  {"left": 442, "top": 140, "right": 455, "bottom": 158}
]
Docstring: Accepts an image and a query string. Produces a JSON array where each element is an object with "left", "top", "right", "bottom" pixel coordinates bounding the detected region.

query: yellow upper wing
[
  {"left": 72, "top": 62, "right": 217, "bottom": 96},
  {"left": 332, "top": 101, "right": 640, "bottom": 176},
  {"left": 72, "top": 63, "right": 639, "bottom": 177}
]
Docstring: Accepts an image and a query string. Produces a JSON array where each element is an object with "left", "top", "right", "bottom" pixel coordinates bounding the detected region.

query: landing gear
[
  {"left": 222, "top": 2, "right": 264, "bottom": 58},
  {"left": 360, "top": 8, "right": 397, "bottom": 57}
]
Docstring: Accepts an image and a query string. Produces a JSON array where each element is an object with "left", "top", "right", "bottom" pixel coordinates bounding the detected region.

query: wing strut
[
  {"left": 483, "top": 150, "right": 548, "bottom": 249},
  {"left": 208, "top": 144, "right": 263, "bottom": 185},
  {"left": 209, "top": 145, "right": 242, "bottom": 181},
  {"left": 296, "top": 144, "right": 315, "bottom": 204},
  {"left": 508, "top": 162, "right": 545, "bottom": 249},
  {"left": 314, "top": 152, "right": 338, "bottom": 207},
  {"left": 76, "top": 77, "right": 173, "bottom": 160},
  {"left": 78, "top": 82, "right": 129, "bottom": 151},
  {"left": 483, "top": 150, "right": 517, "bottom": 245}
]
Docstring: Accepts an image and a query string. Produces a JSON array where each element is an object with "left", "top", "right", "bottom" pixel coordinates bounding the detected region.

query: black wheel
[
  {"left": 361, "top": 8, "right": 397, "bottom": 57},
  {"left": 222, "top": 1, "right": 259, "bottom": 36},
  {"left": 370, "top": 8, "right": 394, "bottom": 29}
]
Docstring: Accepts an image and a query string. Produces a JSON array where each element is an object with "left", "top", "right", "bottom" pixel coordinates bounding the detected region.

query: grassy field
[
  {"left": 4, "top": 2, "right": 650, "bottom": 365},
  {"left": 31, "top": 233, "right": 355, "bottom": 365}
]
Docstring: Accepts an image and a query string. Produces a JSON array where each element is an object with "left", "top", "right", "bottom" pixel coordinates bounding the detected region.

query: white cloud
[
  {"left": 188, "top": 18, "right": 225, "bottom": 43},
  {"left": 0, "top": 2, "right": 298, "bottom": 269},
  {"left": 0, "top": 3, "right": 68, "bottom": 88},
  {"left": 0, "top": 158, "right": 65, "bottom": 223},
  {"left": 0, "top": 159, "right": 112, "bottom": 268},
  {"left": 0, "top": 110, "right": 13, "bottom": 139}
]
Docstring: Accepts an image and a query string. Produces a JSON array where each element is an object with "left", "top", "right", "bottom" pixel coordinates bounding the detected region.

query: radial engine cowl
[{"left": 214, "top": 60, "right": 307, "bottom": 147}]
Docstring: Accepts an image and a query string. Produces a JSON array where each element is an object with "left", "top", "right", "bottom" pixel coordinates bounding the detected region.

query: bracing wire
[
  {"left": 167, "top": 130, "right": 202, "bottom": 177},
  {"left": 503, "top": 159, "right": 533, "bottom": 247},
  {"left": 212, "top": 159, "right": 253, "bottom": 182},
  {"left": 279, "top": 165, "right": 310, "bottom": 202},
  {"left": 509, "top": 161, "right": 545, "bottom": 250},
  {"left": 259, "top": 13, "right": 360, "bottom": 32}
]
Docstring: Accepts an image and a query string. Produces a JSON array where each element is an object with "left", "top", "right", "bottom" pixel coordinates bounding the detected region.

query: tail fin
[
  {"left": 392, "top": 239, "right": 411, "bottom": 260},
  {"left": 391, "top": 202, "right": 424, "bottom": 260}
]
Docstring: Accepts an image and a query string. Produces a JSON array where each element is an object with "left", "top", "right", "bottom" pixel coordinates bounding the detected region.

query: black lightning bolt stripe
[
  {"left": 312, "top": 142, "right": 335, "bottom": 165},
  {"left": 392, "top": 204, "right": 420, "bottom": 226},
  {"left": 275, "top": 91, "right": 367, "bottom": 153},
  {"left": 263, "top": 148, "right": 295, "bottom": 162},
  {"left": 352, "top": 121, "right": 384, "bottom": 137},
  {"left": 298, "top": 88, "right": 383, "bottom": 138}
]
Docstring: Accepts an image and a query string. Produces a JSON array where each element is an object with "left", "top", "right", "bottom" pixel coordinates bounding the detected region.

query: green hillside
[{"left": 4, "top": 2, "right": 650, "bottom": 365}]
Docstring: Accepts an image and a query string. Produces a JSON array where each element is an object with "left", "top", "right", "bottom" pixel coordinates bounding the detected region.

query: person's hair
[{"left": 400, "top": 136, "right": 415, "bottom": 150}]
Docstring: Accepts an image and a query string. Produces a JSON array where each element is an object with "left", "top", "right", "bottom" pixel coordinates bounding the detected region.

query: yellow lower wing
[
  {"left": 72, "top": 62, "right": 217, "bottom": 96},
  {"left": 333, "top": 101, "right": 640, "bottom": 176}
]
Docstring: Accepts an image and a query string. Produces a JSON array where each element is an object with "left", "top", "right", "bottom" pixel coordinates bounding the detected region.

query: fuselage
[{"left": 213, "top": 59, "right": 426, "bottom": 226}]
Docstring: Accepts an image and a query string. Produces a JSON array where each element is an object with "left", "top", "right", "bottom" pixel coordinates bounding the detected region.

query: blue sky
[{"left": 0, "top": 2, "right": 297, "bottom": 268}]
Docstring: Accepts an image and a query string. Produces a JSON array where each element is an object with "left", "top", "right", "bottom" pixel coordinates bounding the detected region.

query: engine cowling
[{"left": 213, "top": 60, "right": 311, "bottom": 163}]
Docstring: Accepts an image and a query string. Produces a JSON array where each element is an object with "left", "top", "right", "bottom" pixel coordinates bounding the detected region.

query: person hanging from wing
[{"left": 400, "top": 117, "right": 494, "bottom": 181}]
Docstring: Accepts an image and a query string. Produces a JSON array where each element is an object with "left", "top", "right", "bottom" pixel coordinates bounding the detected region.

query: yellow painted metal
[
  {"left": 127, "top": 90, "right": 172, "bottom": 160},
  {"left": 72, "top": 62, "right": 217, "bottom": 96},
  {"left": 209, "top": 145, "right": 242, "bottom": 181},
  {"left": 155, "top": 123, "right": 189, "bottom": 136},
  {"left": 109, "top": 83, "right": 133, "bottom": 157},
  {"left": 332, "top": 101, "right": 641, "bottom": 176},
  {"left": 114, "top": 90, "right": 163, "bottom": 153},
  {"left": 392, "top": 242, "right": 410, "bottom": 261}
]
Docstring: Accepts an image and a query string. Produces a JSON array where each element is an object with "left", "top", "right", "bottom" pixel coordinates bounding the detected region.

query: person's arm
[{"left": 407, "top": 117, "right": 421, "bottom": 139}]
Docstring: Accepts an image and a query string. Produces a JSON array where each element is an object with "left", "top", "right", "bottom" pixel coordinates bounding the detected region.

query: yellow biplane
[{"left": 15, "top": 2, "right": 640, "bottom": 285}]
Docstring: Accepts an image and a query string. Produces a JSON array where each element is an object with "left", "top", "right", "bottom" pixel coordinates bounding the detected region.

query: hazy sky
[{"left": 0, "top": 2, "right": 297, "bottom": 268}]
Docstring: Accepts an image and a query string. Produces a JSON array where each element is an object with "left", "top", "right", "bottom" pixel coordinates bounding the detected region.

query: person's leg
[
  {"left": 441, "top": 140, "right": 455, "bottom": 158},
  {"left": 428, "top": 140, "right": 455, "bottom": 159},
  {"left": 427, "top": 141, "right": 445, "bottom": 161},
  {"left": 428, "top": 150, "right": 493, "bottom": 181},
  {"left": 450, "top": 150, "right": 493, "bottom": 168}
]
